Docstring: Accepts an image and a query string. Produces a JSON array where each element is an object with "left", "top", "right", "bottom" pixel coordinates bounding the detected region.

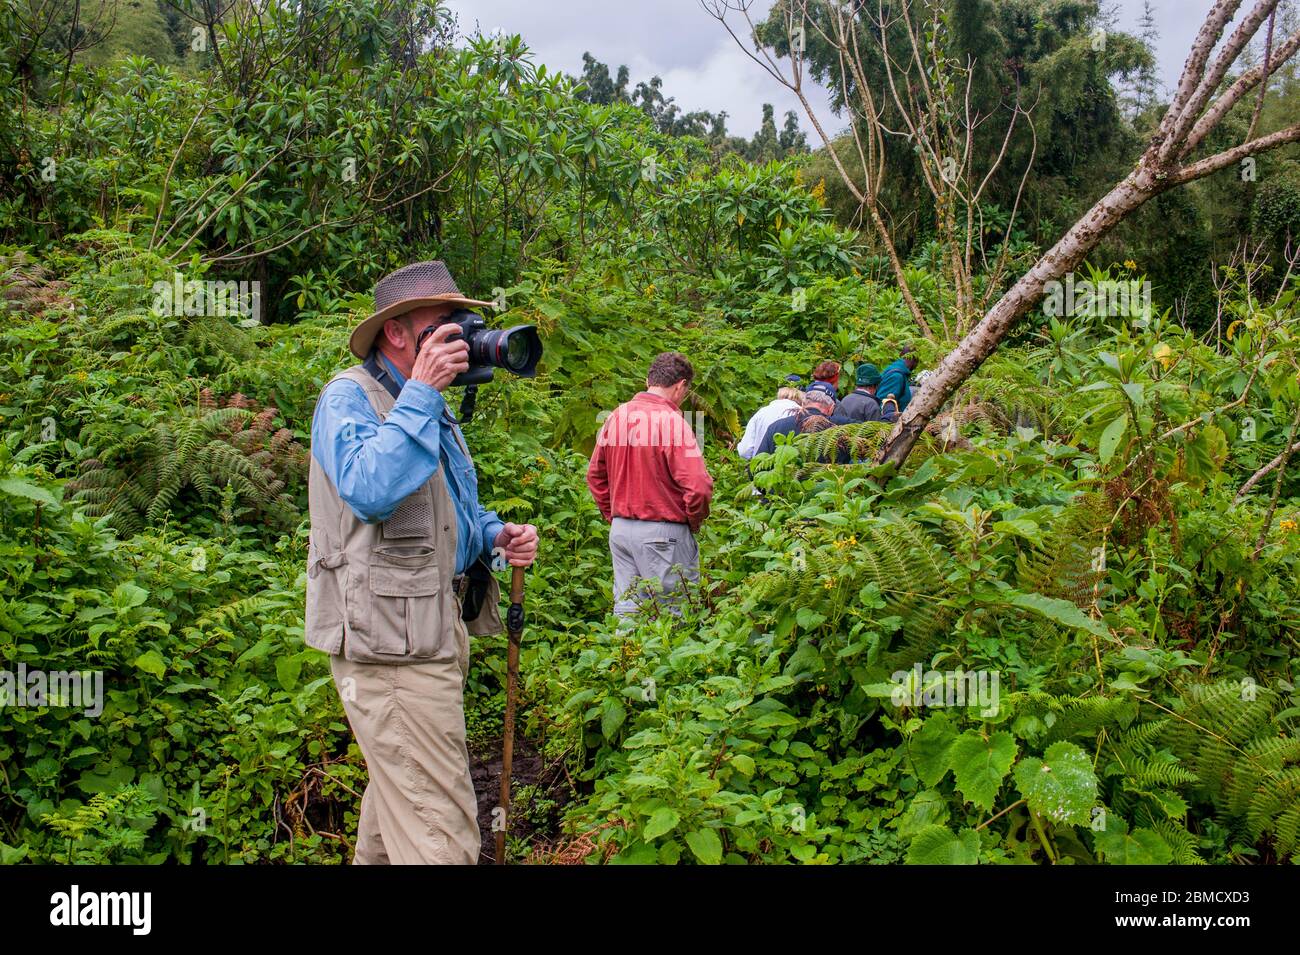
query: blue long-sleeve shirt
[{"left": 310, "top": 353, "right": 504, "bottom": 574}]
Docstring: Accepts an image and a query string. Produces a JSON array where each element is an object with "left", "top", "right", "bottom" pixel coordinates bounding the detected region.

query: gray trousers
[{"left": 609, "top": 517, "right": 700, "bottom": 617}]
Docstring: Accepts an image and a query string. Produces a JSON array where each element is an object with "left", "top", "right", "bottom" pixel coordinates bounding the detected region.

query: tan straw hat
[{"left": 349, "top": 260, "right": 494, "bottom": 359}]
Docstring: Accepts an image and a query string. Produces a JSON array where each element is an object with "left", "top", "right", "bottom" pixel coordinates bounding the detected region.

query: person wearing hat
[
  {"left": 754, "top": 388, "right": 847, "bottom": 461},
  {"left": 833, "top": 363, "right": 897, "bottom": 424},
  {"left": 305, "top": 260, "right": 538, "bottom": 865},
  {"left": 736, "top": 375, "right": 805, "bottom": 459},
  {"left": 876, "top": 345, "right": 919, "bottom": 414}
]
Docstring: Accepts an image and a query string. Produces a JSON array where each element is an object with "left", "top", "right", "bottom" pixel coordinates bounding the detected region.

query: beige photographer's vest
[{"left": 305, "top": 364, "right": 498, "bottom": 664}]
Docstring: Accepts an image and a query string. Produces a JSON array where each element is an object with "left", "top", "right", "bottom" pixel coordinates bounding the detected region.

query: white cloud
[
  {"left": 653, "top": 40, "right": 843, "bottom": 138},
  {"left": 441, "top": 0, "right": 839, "bottom": 138},
  {"left": 441, "top": 0, "right": 1220, "bottom": 141}
]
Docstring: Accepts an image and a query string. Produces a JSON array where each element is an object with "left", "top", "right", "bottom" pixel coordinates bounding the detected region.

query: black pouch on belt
[{"left": 459, "top": 556, "right": 493, "bottom": 621}]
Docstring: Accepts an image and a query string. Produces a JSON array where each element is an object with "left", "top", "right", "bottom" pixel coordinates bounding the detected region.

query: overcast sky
[{"left": 442, "top": 0, "right": 1218, "bottom": 139}]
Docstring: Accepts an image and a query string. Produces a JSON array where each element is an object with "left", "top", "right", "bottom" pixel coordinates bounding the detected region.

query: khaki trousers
[{"left": 329, "top": 615, "right": 479, "bottom": 864}]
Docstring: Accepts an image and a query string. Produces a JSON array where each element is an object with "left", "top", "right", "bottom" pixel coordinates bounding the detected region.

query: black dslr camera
[{"left": 415, "top": 308, "right": 542, "bottom": 388}]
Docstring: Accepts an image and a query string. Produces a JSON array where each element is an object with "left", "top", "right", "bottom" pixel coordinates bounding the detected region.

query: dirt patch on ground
[{"left": 470, "top": 735, "right": 574, "bottom": 864}]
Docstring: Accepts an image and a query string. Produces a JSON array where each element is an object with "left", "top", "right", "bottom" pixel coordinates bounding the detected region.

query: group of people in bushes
[{"left": 736, "top": 345, "right": 920, "bottom": 460}]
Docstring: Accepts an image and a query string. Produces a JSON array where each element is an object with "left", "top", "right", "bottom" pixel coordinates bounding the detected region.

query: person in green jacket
[{"left": 876, "top": 345, "right": 919, "bottom": 414}]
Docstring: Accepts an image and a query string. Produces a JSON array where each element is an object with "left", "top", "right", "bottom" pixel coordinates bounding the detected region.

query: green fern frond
[{"left": 1148, "top": 820, "right": 1207, "bottom": 865}]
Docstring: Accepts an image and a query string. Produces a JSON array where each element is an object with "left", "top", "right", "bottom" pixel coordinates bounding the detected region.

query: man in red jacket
[{"left": 587, "top": 352, "right": 714, "bottom": 616}]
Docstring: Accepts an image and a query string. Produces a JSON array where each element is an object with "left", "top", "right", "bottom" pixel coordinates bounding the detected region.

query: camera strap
[
  {"left": 362, "top": 349, "right": 401, "bottom": 401},
  {"left": 457, "top": 384, "right": 479, "bottom": 425}
]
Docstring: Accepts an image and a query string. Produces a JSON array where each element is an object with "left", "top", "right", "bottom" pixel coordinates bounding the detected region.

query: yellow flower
[
  {"left": 1281, "top": 519, "right": 1298, "bottom": 533},
  {"left": 1123, "top": 259, "right": 1137, "bottom": 271},
  {"left": 643, "top": 284, "right": 655, "bottom": 297}
]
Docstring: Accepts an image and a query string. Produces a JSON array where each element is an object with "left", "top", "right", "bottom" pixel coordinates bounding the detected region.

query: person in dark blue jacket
[
  {"left": 833, "top": 363, "right": 897, "bottom": 424},
  {"left": 752, "top": 390, "right": 853, "bottom": 465}
]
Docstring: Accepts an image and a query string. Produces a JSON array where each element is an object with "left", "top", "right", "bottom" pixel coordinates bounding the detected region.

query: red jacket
[{"left": 587, "top": 391, "right": 714, "bottom": 532}]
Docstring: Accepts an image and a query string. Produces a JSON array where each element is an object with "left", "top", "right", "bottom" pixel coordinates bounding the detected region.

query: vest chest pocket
[
  {"left": 370, "top": 544, "right": 440, "bottom": 595},
  {"left": 365, "top": 544, "right": 453, "bottom": 661}
]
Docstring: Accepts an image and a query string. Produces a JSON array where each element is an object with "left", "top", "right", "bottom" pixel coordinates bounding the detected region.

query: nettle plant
[{"left": 545, "top": 392, "right": 1299, "bottom": 863}]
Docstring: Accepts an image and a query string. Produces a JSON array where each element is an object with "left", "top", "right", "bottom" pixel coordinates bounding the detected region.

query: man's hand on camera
[
  {"left": 494, "top": 523, "right": 538, "bottom": 567},
  {"left": 411, "top": 322, "right": 469, "bottom": 392}
]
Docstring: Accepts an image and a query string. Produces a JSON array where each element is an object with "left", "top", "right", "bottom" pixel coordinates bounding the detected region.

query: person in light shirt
[{"left": 736, "top": 375, "right": 805, "bottom": 459}]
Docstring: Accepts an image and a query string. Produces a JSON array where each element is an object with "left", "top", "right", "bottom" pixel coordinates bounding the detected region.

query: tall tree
[{"left": 878, "top": 0, "right": 1300, "bottom": 467}]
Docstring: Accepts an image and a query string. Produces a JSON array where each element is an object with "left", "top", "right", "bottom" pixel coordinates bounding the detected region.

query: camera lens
[
  {"left": 497, "top": 326, "right": 541, "bottom": 376},
  {"left": 470, "top": 325, "right": 540, "bottom": 376},
  {"left": 444, "top": 311, "right": 542, "bottom": 386},
  {"left": 503, "top": 330, "right": 531, "bottom": 371}
]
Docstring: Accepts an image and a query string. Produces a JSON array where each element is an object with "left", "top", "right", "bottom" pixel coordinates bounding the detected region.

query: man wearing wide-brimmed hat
[{"left": 304, "top": 260, "right": 538, "bottom": 865}]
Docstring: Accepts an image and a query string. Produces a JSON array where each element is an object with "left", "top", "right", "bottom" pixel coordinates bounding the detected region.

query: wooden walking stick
[{"left": 495, "top": 565, "right": 526, "bottom": 864}]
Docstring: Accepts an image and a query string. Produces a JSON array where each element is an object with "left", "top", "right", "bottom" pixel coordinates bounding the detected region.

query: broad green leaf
[
  {"left": 0, "top": 478, "right": 58, "bottom": 507},
  {"left": 993, "top": 518, "right": 1042, "bottom": 543},
  {"left": 1014, "top": 741, "right": 1097, "bottom": 826},
  {"left": 1120, "top": 382, "right": 1144, "bottom": 407},
  {"left": 910, "top": 712, "right": 957, "bottom": 787},
  {"left": 1007, "top": 591, "right": 1108, "bottom": 637},
  {"left": 275, "top": 655, "right": 302, "bottom": 692},
  {"left": 948, "top": 730, "right": 1017, "bottom": 811},
  {"left": 112, "top": 582, "right": 149, "bottom": 610},
  {"left": 133, "top": 650, "right": 166, "bottom": 679},
  {"left": 1098, "top": 414, "right": 1128, "bottom": 464},
  {"left": 657, "top": 840, "right": 682, "bottom": 864},
  {"left": 796, "top": 607, "right": 826, "bottom": 630},
  {"left": 609, "top": 842, "right": 657, "bottom": 864},
  {"left": 601, "top": 699, "right": 627, "bottom": 740},
  {"left": 729, "top": 754, "right": 756, "bottom": 777},
  {"left": 1093, "top": 818, "right": 1173, "bottom": 864},
  {"left": 643, "top": 807, "right": 680, "bottom": 840},
  {"left": 906, "top": 825, "right": 980, "bottom": 865},
  {"left": 236, "top": 638, "right": 274, "bottom": 665},
  {"left": 896, "top": 789, "right": 950, "bottom": 838},
  {"left": 1150, "top": 790, "right": 1188, "bottom": 819},
  {"left": 623, "top": 773, "right": 669, "bottom": 790},
  {"left": 750, "top": 710, "right": 798, "bottom": 729},
  {"left": 684, "top": 828, "right": 722, "bottom": 865}
]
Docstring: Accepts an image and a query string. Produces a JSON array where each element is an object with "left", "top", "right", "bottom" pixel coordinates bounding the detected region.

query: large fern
[
  {"left": 741, "top": 513, "right": 957, "bottom": 670},
  {"left": 1015, "top": 494, "right": 1110, "bottom": 608},
  {"left": 1157, "top": 681, "right": 1300, "bottom": 861},
  {"left": 69, "top": 394, "right": 305, "bottom": 535}
]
